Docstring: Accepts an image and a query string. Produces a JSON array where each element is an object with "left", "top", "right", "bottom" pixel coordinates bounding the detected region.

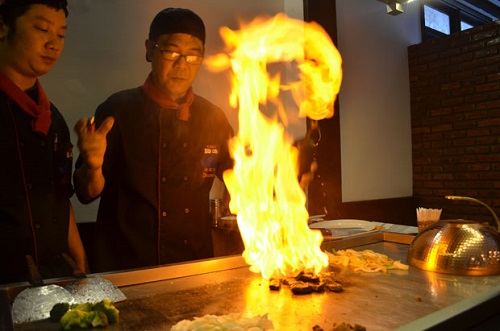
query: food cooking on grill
[
  {"left": 49, "top": 299, "right": 119, "bottom": 330},
  {"left": 270, "top": 271, "right": 344, "bottom": 294},
  {"left": 170, "top": 313, "right": 274, "bottom": 330},
  {"left": 328, "top": 249, "right": 409, "bottom": 273},
  {"left": 313, "top": 321, "right": 367, "bottom": 331}
]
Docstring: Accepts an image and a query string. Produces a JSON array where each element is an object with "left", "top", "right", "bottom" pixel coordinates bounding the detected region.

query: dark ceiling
[
  {"left": 377, "top": 0, "right": 500, "bottom": 20},
  {"left": 460, "top": 0, "right": 500, "bottom": 20}
]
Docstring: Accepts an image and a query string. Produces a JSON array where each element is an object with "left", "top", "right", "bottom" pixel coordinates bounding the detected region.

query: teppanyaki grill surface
[{"left": 5, "top": 233, "right": 500, "bottom": 331}]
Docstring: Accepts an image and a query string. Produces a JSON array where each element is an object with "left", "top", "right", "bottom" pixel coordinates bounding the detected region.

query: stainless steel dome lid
[
  {"left": 407, "top": 196, "right": 500, "bottom": 276},
  {"left": 407, "top": 219, "right": 500, "bottom": 276}
]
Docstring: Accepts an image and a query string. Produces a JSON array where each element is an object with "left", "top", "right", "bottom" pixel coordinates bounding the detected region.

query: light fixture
[
  {"left": 376, "top": 0, "right": 415, "bottom": 16},
  {"left": 387, "top": 1, "right": 404, "bottom": 15}
]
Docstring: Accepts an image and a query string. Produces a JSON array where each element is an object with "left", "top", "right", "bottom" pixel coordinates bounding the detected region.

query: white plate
[{"left": 309, "top": 219, "right": 376, "bottom": 237}]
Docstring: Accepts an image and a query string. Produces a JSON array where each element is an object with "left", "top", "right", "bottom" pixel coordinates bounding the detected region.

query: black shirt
[
  {"left": 75, "top": 87, "right": 233, "bottom": 272},
  {"left": 0, "top": 91, "right": 73, "bottom": 284}
]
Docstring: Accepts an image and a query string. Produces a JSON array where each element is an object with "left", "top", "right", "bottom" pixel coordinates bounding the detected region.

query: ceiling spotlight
[
  {"left": 387, "top": 1, "right": 404, "bottom": 15},
  {"left": 376, "top": 0, "right": 415, "bottom": 16}
]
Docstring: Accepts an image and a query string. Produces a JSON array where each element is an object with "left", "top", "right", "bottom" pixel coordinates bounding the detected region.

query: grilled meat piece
[
  {"left": 325, "top": 281, "right": 343, "bottom": 292},
  {"left": 296, "top": 271, "right": 320, "bottom": 284},
  {"left": 270, "top": 270, "right": 344, "bottom": 294},
  {"left": 332, "top": 322, "right": 366, "bottom": 331},
  {"left": 311, "top": 282, "right": 326, "bottom": 292},
  {"left": 269, "top": 278, "right": 281, "bottom": 291},
  {"left": 290, "top": 281, "right": 314, "bottom": 294}
]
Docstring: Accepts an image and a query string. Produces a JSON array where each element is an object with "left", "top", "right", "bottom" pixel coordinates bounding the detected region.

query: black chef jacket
[
  {"left": 76, "top": 87, "right": 234, "bottom": 272},
  {"left": 0, "top": 92, "right": 73, "bottom": 284}
]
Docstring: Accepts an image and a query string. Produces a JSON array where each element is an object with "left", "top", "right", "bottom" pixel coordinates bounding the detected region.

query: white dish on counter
[{"left": 309, "top": 219, "right": 376, "bottom": 237}]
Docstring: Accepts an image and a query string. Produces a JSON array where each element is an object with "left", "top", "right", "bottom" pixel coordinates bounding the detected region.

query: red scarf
[
  {"left": 142, "top": 73, "right": 194, "bottom": 121},
  {"left": 0, "top": 72, "right": 51, "bottom": 136}
]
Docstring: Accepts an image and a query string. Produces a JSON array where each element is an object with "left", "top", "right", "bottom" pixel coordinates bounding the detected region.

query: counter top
[{"left": 3, "top": 232, "right": 500, "bottom": 331}]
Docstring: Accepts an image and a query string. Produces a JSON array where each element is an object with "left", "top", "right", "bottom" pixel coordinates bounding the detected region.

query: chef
[
  {"left": 0, "top": 0, "right": 88, "bottom": 284},
  {"left": 73, "top": 8, "right": 234, "bottom": 272}
]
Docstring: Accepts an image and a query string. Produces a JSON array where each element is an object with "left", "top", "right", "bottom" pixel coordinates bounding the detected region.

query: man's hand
[
  {"left": 74, "top": 116, "right": 114, "bottom": 171},
  {"left": 73, "top": 116, "right": 114, "bottom": 201}
]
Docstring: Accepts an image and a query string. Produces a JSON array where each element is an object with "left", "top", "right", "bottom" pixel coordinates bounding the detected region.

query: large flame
[{"left": 207, "top": 13, "right": 342, "bottom": 280}]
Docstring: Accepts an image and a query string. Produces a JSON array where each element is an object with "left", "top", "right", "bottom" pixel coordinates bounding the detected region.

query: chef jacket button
[
  {"left": 161, "top": 177, "right": 167, "bottom": 183},
  {"left": 184, "top": 208, "right": 190, "bottom": 214},
  {"left": 183, "top": 142, "right": 188, "bottom": 148},
  {"left": 183, "top": 240, "right": 188, "bottom": 245},
  {"left": 183, "top": 176, "right": 188, "bottom": 181},
  {"left": 35, "top": 223, "right": 41, "bottom": 229},
  {"left": 162, "top": 211, "right": 167, "bottom": 217}
]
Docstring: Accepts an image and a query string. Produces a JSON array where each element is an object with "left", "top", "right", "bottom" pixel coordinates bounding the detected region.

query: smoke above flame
[{"left": 207, "top": 13, "right": 342, "bottom": 280}]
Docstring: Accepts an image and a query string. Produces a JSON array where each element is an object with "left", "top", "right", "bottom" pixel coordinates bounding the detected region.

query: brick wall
[{"left": 408, "top": 21, "right": 500, "bottom": 226}]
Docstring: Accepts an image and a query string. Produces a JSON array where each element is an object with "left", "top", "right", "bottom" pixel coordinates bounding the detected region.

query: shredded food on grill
[
  {"left": 328, "top": 249, "right": 409, "bottom": 273},
  {"left": 170, "top": 313, "right": 274, "bottom": 331}
]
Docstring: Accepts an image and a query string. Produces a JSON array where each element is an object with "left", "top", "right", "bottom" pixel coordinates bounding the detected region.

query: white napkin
[{"left": 416, "top": 207, "right": 442, "bottom": 221}]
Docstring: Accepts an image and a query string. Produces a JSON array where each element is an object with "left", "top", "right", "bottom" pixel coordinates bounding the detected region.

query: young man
[
  {"left": 0, "top": 0, "right": 88, "bottom": 284},
  {"left": 74, "top": 8, "right": 234, "bottom": 272}
]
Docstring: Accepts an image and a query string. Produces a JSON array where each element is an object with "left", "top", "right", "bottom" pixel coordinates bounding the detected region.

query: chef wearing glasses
[{"left": 73, "top": 8, "right": 234, "bottom": 272}]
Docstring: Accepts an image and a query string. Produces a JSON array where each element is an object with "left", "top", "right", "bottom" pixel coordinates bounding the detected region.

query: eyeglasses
[{"left": 153, "top": 43, "right": 203, "bottom": 64}]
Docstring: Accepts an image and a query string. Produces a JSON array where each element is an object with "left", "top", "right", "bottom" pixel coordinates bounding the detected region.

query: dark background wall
[{"left": 409, "top": 21, "right": 500, "bottom": 226}]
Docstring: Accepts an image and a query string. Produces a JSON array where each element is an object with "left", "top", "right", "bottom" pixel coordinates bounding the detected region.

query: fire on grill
[{"left": 206, "top": 13, "right": 342, "bottom": 281}]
